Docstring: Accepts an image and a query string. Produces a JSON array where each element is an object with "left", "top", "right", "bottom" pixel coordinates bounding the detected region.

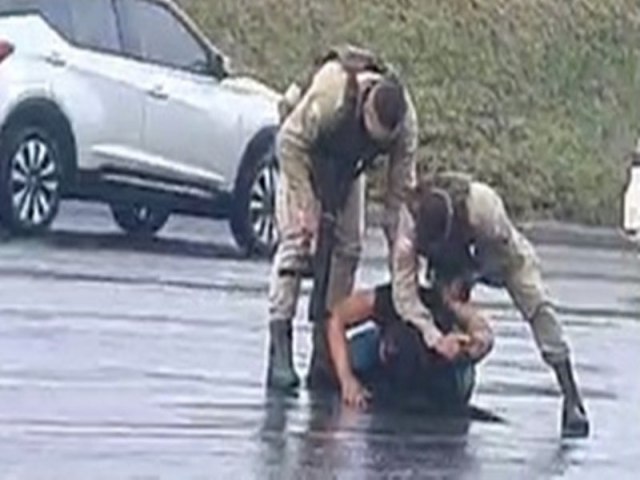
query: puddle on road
[
  {"left": 0, "top": 233, "right": 638, "bottom": 478},
  {"left": 0, "top": 302, "right": 637, "bottom": 479}
]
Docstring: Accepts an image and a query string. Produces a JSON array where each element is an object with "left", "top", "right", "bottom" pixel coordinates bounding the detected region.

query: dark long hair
[{"left": 380, "top": 288, "right": 455, "bottom": 391}]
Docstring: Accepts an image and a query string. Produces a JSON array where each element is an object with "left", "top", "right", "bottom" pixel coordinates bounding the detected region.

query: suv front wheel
[
  {"left": 231, "top": 129, "right": 279, "bottom": 257},
  {"left": 0, "top": 124, "right": 62, "bottom": 233}
]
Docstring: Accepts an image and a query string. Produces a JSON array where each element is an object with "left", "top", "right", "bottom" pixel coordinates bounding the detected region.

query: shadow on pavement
[{"left": 0, "top": 228, "right": 249, "bottom": 261}]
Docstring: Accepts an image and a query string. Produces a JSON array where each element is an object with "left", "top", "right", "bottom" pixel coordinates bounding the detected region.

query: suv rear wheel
[
  {"left": 110, "top": 202, "right": 170, "bottom": 238},
  {"left": 0, "top": 124, "right": 62, "bottom": 233}
]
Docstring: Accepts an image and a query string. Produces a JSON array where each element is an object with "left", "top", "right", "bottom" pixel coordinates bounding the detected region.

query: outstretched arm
[{"left": 326, "top": 290, "right": 376, "bottom": 408}]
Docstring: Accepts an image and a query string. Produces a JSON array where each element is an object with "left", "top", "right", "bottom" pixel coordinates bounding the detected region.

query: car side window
[
  {"left": 117, "top": 0, "right": 211, "bottom": 75},
  {"left": 69, "top": 0, "right": 121, "bottom": 52}
]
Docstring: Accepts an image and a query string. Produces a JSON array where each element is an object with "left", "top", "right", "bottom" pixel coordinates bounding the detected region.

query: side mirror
[
  {"left": 207, "top": 51, "right": 229, "bottom": 79},
  {"left": 219, "top": 54, "right": 234, "bottom": 76}
]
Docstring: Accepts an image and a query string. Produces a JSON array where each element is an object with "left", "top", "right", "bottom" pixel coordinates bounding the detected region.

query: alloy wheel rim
[
  {"left": 10, "top": 138, "right": 59, "bottom": 226},
  {"left": 249, "top": 161, "right": 278, "bottom": 250}
]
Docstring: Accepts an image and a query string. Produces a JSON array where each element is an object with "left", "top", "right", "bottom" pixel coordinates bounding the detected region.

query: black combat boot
[
  {"left": 266, "top": 321, "right": 300, "bottom": 390},
  {"left": 553, "top": 360, "right": 589, "bottom": 438}
]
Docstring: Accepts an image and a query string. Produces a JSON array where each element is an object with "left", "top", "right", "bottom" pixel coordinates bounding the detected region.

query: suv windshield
[{"left": 0, "top": 0, "right": 72, "bottom": 36}]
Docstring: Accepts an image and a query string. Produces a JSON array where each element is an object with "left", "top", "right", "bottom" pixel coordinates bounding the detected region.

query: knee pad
[
  {"left": 529, "top": 302, "right": 570, "bottom": 365},
  {"left": 528, "top": 301, "right": 556, "bottom": 324}
]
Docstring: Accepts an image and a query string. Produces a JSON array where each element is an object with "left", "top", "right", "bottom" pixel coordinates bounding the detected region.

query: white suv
[
  {"left": 623, "top": 141, "right": 640, "bottom": 242},
  {"left": 0, "top": 0, "right": 281, "bottom": 255}
]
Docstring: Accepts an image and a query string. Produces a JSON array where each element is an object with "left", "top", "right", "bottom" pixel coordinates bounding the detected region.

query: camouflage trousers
[
  {"left": 268, "top": 171, "right": 365, "bottom": 325},
  {"left": 482, "top": 231, "right": 571, "bottom": 366}
]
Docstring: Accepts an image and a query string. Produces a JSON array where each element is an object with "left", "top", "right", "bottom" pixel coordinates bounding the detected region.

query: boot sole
[{"left": 562, "top": 421, "right": 590, "bottom": 438}]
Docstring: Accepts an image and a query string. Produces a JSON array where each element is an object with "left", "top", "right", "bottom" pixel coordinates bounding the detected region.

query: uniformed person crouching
[{"left": 391, "top": 171, "right": 590, "bottom": 437}]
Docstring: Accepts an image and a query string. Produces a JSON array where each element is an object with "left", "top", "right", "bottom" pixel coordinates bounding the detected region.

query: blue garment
[
  {"left": 347, "top": 322, "right": 476, "bottom": 406},
  {"left": 348, "top": 323, "right": 382, "bottom": 374}
]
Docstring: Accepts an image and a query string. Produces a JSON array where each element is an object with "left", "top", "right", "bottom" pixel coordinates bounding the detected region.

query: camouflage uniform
[
  {"left": 393, "top": 175, "right": 570, "bottom": 366},
  {"left": 269, "top": 55, "right": 418, "bottom": 332}
]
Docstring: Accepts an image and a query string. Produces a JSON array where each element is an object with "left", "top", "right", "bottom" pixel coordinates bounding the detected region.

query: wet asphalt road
[{"left": 0, "top": 202, "right": 638, "bottom": 479}]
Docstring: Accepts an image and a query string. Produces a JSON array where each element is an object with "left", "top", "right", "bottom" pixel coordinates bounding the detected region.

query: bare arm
[
  {"left": 327, "top": 290, "right": 376, "bottom": 384},
  {"left": 326, "top": 290, "right": 376, "bottom": 408}
]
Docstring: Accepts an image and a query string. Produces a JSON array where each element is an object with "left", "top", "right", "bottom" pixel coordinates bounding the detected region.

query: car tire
[
  {"left": 110, "top": 202, "right": 170, "bottom": 237},
  {"left": 0, "top": 122, "right": 62, "bottom": 234},
  {"left": 230, "top": 128, "right": 279, "bottom": 257}
]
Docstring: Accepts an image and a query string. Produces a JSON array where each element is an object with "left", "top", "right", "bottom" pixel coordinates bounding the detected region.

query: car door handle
[
  {"left": 147, "top": 85, "right": 169, "bottom": 100},
  {"left": 44, "top": 51, "right": 66, "bottom": 67}
]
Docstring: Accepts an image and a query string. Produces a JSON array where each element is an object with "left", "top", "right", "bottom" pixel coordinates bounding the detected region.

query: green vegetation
[{"left": 180, "top": 0, "right": 640, "bottom": 224}]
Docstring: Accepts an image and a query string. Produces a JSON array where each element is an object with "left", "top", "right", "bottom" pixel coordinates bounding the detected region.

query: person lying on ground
[{"left": 327, "top": 275, "right": 493, "bottom": 409}]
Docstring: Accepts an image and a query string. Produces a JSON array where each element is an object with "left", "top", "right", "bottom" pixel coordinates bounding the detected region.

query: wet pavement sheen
[{"left": 0, "top": 203, "right": 638, "bottom": 479}]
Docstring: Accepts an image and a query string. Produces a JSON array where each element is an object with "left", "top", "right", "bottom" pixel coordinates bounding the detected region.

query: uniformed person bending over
[
  {"left": 391, "top": 171, "right": 590, "bottom": 437},
  {"left": 267, "top": 45, "right": 418, "bottom": 390}
]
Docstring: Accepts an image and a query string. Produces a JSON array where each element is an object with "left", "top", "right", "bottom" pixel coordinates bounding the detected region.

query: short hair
[
  {"left": 410, "top": 181, "right": 476, "bottom": 281},
  {"left": 371, "top": 77, "right": 407, "bottom": 131},
  {"left": 412, "top": 185, "right": 452, "bottom": 248}
]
